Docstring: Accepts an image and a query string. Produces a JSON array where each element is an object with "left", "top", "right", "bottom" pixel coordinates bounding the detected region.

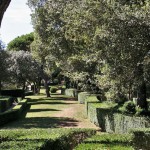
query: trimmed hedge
[
  {"left": 50, "top": 87, "right": 58, "bottom": 93},
  {"left": 1, "top": 89, "right": 24, "bottom": 98},
  {"left": 78, "top": 92, "right": 92, "bottom": 104},
  {"left": 75, "top": 133, "right": 133, "bottom": 150},
  {"left": 65, "top": 88, "right": 81, "bottom": 98},
  {"left": 0, "top": 97, "right": 15, "bottom": 113},
  {"left": 85, "top": 96, "right": 100, "bottom": 116},
  {"left": 25, "top": 91, "right": 34, "bottom": 96},
  {"left": 86, "top": 96, "right": 150, "bottom": 133},
  {"left": 131, "top": 128, "right": 150, "bottom": 150},
  {"left": 61, "top": 87, "right": 66, "bottom": 95},
  {"left": 0, "top": 128, "right": 96, "bottom": 150},
  {"left": 0, "top": 99, "right": 27, "bottom": 126}
]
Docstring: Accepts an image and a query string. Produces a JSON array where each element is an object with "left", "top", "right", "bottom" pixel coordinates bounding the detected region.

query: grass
[
  {"left": 75, "top": 133, "right": 134, "bottom": 150},
  {"left": 0, "top": 128, "right": 96, "bottom": 150},
  {"left": 91, "top": 101, "right": 117, "bottom": 109},
  {"left": 0, "top": 89, "right": 137, "bottom": 149},
  {"left": 0, "top": 89, "right": 78, "bottom": 129},
  {"left": 0, "top": 96, "right": 11, "bottom": 101}
]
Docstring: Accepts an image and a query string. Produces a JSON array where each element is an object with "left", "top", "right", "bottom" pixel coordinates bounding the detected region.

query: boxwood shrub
[
  {"left": 131, "top": 128, "right": 150, "bottom": 150},
  {"left": 86, "top": 96, "right": 150, "bottom": 133},
  {"left": 1, "top": 89, "right": 24, "bottom": 98},
  {"left": 65, "top": 88, "right": 80, "bottom": 98},
  {"left": 0, "top": 99, "right": 27, "bottom": 126},
  {"left": 0, "top": 97, "right": 15, "bottom": 113},
  {"left": 0, "top": 128, "right": 96, "bottom": 150},
  {"left": 78, "top": 92, "right": 92, "bottom": 104},
  {"left": 50, "top": 87, "right": 58, "bottom": 93},
  {"left": 75, "top": 133, "right": 133, "bottom": 150}
]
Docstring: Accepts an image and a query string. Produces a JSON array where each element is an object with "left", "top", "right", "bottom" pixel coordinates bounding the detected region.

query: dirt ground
[{"left": 53, "top": 97, "right": 100, "bottom": 130}]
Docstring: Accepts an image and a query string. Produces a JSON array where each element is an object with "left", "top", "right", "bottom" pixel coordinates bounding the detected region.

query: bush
[
  {"left": 0, "top": 99, "right": 27, "bottom": 126},
  {"left": 25, "top": 91, "right": 34, "bottom": 96},
  {"left": 135, "top": 106, "right": 145, "bottom": 116},
  {"left": 0, "top": 128, "right": 96, "bottom": 150},
  {"left": 78, "top": 92, "right": 92, "bottom": 104},
  {"left": 86, "top": 97, "right": 150, "bottom": 133},
  {"left": 0, "top": 97, "right": 15, "bottom": 113},
  {"left": 131, "top": 128, "right": 150, "bottom": 150},
  {"left": 1, "top": 90, "right": 24, "bottom": 98},
  {"left": 50, "top": 87, "right": 58, "bottom": 93},
  {"left": 65, "top": 88, "right": 80, "bottom": 98},
  {"left": 75, "top": 133, "right": 133, "bottom": 150},
  {"left": 119, "top": 101, "right": 136, "bottom": 114}
]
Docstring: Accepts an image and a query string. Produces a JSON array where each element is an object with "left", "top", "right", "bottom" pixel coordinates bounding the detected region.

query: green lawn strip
[
  {"left": 90, "top": 101, "right": 117, "bottom": 109},
  {"left": 75, "top": 143, "right": 134, "bottom": 150},
  {"left": 75, "top": 133, "right": 133, "bottom": 150},
  {"left": 0, "top": 128, "right": 96, "bottom": 150},
  {"left": 0, "top": 96, "right": 11, "bottom": 101},
  {"left": 2, "top": 93, "right": 79, "bottom": 129}
]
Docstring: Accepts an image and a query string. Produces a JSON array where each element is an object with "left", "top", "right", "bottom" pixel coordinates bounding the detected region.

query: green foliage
[
  {"left": 0, "top": 50, "right": 10, "bottom": 83},
  {"left": 50, "top": 87, "right": 58, "bottom": 93},
  {"left": 1, "top": 89, "right": 24, "bottom": 98},
  {"left": 135, "top": 105, "right": 145, "bottom": 116},
  {"left": 0, "top": 128, "right": 96, "bottom": 150},
  {"left": 78, "top": 92, "right": 92, "bottom": 104},
  {"left": 119, "top": 101, "right": 136, "bottom": 114},
  {"left": 7, "top": 33, "right": 34, "bottom": 52},
  {"left": 75, "top": 133, "right": 133, "bottom": 150},
  {"left": 0, "top": 99, "right": 27, "bottom": 126},
  {"left": 131, "top": 128, "right": 150, "bottom": 150},
  {"left": 86, "top": 96, "right": 150, "bottom": 133},
  {"left": 28, "top": 0, "right": 150, "bottom": 109},
  {"left": 64, "top": 88, "right": 79, "bottom": 98},
  {"left": 0, "top": 97, "right": 14, "bottom": 113}
]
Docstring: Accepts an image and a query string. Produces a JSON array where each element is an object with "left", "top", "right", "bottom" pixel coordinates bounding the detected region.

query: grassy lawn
[{"left": 1, "top": 89, "right": 77, "bottom": 129}]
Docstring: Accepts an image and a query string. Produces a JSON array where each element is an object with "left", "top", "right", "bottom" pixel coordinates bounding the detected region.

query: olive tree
[
  {"left": 0, "top": 41, "right": 10, "bottom": 92},
  {"left": 9, "top": 50, "right": 40, "bottom": 92}
]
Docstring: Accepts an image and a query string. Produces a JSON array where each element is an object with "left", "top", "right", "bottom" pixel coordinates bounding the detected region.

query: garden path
[{"left": 1, "top": 92, "right": 99, "bottom": 130}]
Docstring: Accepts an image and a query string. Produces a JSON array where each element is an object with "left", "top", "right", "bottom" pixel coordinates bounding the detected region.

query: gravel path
[{"left": 53, "top": 97, "right": 99, "bottom": 129}]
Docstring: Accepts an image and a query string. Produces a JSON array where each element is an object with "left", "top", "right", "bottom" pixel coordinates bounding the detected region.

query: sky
[{"left": 0, "top": 0, "right": 33, "bottom": 45}]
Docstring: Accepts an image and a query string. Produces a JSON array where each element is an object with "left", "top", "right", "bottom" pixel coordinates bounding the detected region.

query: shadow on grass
[
  {"left": 2, "top": 117, "right": 79, "bottom": 129},
  {"left": 40, "top": 97, "right": 77, "bottom": 101},
  {"left": 27, "top": 98, "right": 76, "bottom": 105},
  {"left": 1, "top": 95, "right": 79, "bottom": 129},
  {"left": 28, "top": 101, "right": 75, "bottom": 105},
  {"left": 28, "top": 108, "right": 60, "bottom": 112}
]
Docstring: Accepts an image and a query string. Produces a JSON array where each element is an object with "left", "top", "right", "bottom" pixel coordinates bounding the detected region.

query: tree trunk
[
  {"left": 22, "top": 81, "right": 26, "bottom": 99},
  {"left": 36, "top": 77, "right": 41, "bottom": 94},
  {"left": 137, "top": 80, "right": 148, "bottom": 110},
  {"left": 44, "top": 79, "right": 50, "bottom": 97},
  {"left": 0, "top": 80, "right": 1, "bottom": 95},
  {"left": 0, "top": 0, "right": 11, "bottom": 27}
]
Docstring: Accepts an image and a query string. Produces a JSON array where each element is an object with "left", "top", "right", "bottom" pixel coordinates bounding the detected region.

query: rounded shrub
[
  {"left": 50, "top": 87, "right": 58, "bottom": 93},
  {"left": 119, "top": 101, "right": 136, "bottom": 114}
]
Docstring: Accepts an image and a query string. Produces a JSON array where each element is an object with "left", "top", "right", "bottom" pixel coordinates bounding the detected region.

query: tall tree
[
  {"left": 7, "top": 33, "right": 34, "bottom": 52},
  {"left": 9, "top": 50, "right": 40, "bottom": 92}
]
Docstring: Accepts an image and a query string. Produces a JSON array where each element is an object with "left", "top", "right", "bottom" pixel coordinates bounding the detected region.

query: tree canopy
[
  {"left": 27, "top": 0, "right": 150, "bottom": 109},
  {"left": 7, "top": 32, "right": 34, "bottom": 52}
]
